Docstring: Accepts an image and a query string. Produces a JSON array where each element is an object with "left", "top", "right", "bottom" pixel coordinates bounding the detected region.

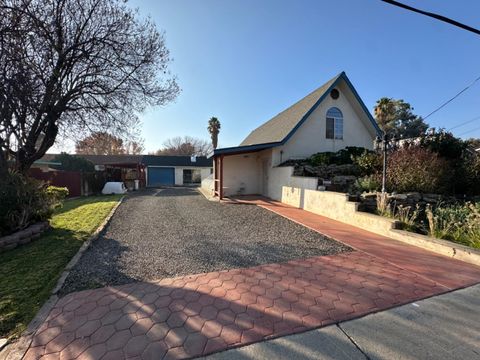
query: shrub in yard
[
  {"left": 0, "top": 172, "right": 67, "bottom": 236},
  {"left": 426, "top": 203, "right": 480, "bottom": 248},
  {"left": 308, "top": 152, "right": 336, "bottom": 166},
  {"left": 308, "top": 147, "right": 370, "bottom": 166},
  {"left": 45, "top": 186, "right": 69, "bottom": 208},
  {"left": 352, "top": 151, "right": 382, "bottom": 176},
  {"left": 354, "top": 174, "right": 381, "bottom": 193},
  {"left": 457, "top": 152, "right": 480, "bottom": 196},
  {"left": 386, "top": 147, "right": 452, "bottom": 194},
  {"left": 335, "top": 146, "right": 369, "bottom": 164}
]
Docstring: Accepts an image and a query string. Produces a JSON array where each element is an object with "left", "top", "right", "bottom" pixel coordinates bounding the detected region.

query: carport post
[{"left": 219, "top": 155, "right": 224, "bottom": 199}]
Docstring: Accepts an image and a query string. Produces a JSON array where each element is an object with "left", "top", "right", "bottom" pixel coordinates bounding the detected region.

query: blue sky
[{"left": 128, "top": 0, "right": 480, "bottom": 152}]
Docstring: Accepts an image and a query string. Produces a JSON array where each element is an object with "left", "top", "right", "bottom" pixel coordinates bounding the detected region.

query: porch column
[
  {"left": 214, "top": 156, "right": 218, "bottom": 196},
  {"left": 219, "top": 155, "right": 224, "bottom": 199}
]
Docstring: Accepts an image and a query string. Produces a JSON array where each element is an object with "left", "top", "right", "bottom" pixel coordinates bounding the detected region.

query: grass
[{"left": 0, "top": 194, "right": 122, "bottom": 339}]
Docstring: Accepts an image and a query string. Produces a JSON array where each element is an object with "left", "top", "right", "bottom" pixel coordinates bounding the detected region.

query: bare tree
[
  {"left": 124, "top": 140, "right": 145, "bottom": 155},
  {"left": 0, "top": 0, "right": 179, "bottom": 173},
  {"left": 154, "top": 136, "right": 213, "bottom": 156}
]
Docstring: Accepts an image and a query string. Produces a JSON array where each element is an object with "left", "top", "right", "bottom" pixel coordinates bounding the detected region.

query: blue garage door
[{"left": 148, "top": 167, "right": 175, "bottom": 186}]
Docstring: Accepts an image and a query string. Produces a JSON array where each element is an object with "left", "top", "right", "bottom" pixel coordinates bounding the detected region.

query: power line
[
  {"left": 448, "top": 115, "right": 480, "bottom": 131},
  {"left": 457, "top": 125, "right": 480, "bottom": 137},
  {"left": 423, "top": 75, "right": 480, "bottom": 120},
  {"left": 381, "top": 0, "right": 480, "bottom": 36}
]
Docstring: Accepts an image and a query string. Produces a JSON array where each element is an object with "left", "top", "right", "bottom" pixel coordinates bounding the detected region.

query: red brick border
[{"left": 25, "top": 251, "right": 451, "bottom": 360}]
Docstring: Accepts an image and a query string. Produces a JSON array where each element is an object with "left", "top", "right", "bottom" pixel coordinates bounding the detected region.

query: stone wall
[{"left": 0, "top": 222, "right": 50, "bottom": 252}]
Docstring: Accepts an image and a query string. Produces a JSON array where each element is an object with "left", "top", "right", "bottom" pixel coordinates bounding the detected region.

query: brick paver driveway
[{"left": 24, "top": 192, "right": 480, "bottom": 360}]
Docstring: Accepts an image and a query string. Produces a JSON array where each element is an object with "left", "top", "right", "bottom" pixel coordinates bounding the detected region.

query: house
[
  {"left": 210, "top": 72, "right": 381, "bottom": 199},
  {"left": 142, "top": 155, "right": 212, "bottom": 187}
]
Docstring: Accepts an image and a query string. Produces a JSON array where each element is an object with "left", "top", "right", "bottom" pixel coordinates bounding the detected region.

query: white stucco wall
[
  {"left": 272, "top": 80, "right": 376, "bottom": 166},
  {"left": 264, "top": 166, "right": 317, "bottom": 201},
  {"left": 222, "top": 154, "right": 260, "bottom": 196}
]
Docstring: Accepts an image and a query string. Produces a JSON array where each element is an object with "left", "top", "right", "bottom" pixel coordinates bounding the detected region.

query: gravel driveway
[{"left": 61, "top": 187, "right": 351, "bottom": 294}]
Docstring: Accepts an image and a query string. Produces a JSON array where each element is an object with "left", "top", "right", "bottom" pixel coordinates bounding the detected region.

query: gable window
[{"left": 326, "top": 107, "right": 343, "bottom": 140}]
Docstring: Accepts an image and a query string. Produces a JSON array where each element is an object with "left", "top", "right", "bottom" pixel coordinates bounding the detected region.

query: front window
[{"left": 326, "top": 107, "right": 343, "bottom": 140}]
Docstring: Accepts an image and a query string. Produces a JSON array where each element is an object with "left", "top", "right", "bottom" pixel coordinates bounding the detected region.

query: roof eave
[{"left": 213, "top": 142, "right": 280, "bottom": 156}]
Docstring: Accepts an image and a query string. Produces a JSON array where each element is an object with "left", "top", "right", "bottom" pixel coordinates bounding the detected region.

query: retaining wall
[{"left": 0, "top": 222, "right": 50, "bottom": 252}]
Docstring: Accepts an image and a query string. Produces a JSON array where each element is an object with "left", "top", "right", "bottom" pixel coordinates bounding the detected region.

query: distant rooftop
[{"left": 41, "top": 154, "right": 212, "bottom": 167}]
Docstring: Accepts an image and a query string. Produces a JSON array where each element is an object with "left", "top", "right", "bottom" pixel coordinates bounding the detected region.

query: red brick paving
[
  {"left": 24, "top": 198, "right": 480, "bottom": 359},
  {"left": 248, "top": 197, "right": 480, "bottom": 290}
]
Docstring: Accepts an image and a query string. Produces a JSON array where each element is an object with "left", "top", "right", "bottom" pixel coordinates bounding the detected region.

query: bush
[
  {"left": 352, "top": 151, "right": 382, "bottom": 176},
  {"left": 308, "top": 152, "right": 336, "bottom": 166},
  {"left": 426, "top": 202, "right": 480, "bottom": 248},
  {"left": 0, "top": 172, "right": 67, "bottom": 236},
  {"left": 387, "top": 147, "right": 452, "bottom": 194},
  {"left": 354, "top": 174, "right": 381, "bottom": 193},
  {"left": 45, "top": 186, "right": 69, "bottom": 208},
  {"left": 308, "top": 147, "right": 370, "bottom": 166}
]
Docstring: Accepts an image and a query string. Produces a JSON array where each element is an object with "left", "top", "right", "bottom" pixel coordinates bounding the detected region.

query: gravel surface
[{"left": 61, "top": 187, "right": 351, "bottom": 295}]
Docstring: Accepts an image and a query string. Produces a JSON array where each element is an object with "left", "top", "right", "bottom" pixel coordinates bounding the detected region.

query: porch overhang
[
  {"left": 212, "top": 142, "right": 278, "bottom": 200},
  {"left": 213, "top": 142, "right": 279, "bottom": 157}
]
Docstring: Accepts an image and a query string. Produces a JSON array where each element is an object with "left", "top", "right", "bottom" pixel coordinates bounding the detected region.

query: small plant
[
  {"left": 45, "top": 186, "right": 69, "bottom": 208},
  {"left": 354, "top": 175, "right": 381, "bottom": 193},
  {"left": 426, "top": 202, "right": 480, "bottom": 248},
  {"left": 394, "top": 204, "right": 421, "bottom": 232},
  {"left": 376, "top": 192, "right": 392, "bottom": 217}
]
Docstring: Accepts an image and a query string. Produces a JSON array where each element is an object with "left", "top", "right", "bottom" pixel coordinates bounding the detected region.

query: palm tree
[
  {"left": 374, "top": 98, "right": 398, "bottom": 135},
  {"left": 207, "top": 117, "right": 221, "bottom": 149}
]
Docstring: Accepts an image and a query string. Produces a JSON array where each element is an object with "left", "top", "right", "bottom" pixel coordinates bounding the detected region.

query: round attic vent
[{"left": 330, "top": 88, "right": 339, "bottom": 99}]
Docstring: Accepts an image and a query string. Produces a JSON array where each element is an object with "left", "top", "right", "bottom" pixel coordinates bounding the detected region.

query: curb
[{"left": 0, "top": 196, "right": 125, "bottom": 360}]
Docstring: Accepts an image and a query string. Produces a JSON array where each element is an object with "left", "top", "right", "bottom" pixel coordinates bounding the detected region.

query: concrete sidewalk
[{"left": 203, "top": 284, "right": 480, "bottom": 360}]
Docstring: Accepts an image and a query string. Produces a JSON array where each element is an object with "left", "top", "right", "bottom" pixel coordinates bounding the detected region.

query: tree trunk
[{"left": 0, "top": 149, "right": 9, "bottom": 177}]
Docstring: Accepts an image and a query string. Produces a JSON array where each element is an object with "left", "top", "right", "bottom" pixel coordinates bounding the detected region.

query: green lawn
[{"left": 0, "top": 195, "right": 122, "bottom": 339}]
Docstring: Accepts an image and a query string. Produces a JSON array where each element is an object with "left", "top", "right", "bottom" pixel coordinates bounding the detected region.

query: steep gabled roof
[{"left": 238, "top": 71, "right": 380, "bottom": 147}]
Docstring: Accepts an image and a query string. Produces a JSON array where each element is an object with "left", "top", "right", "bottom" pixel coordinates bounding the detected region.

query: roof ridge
[
  {"left": 257, "top": 73, "right": 341, "bottom": 127},
  {"left": 240, "top": 72, "right": 344, "bottom": 146}
]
